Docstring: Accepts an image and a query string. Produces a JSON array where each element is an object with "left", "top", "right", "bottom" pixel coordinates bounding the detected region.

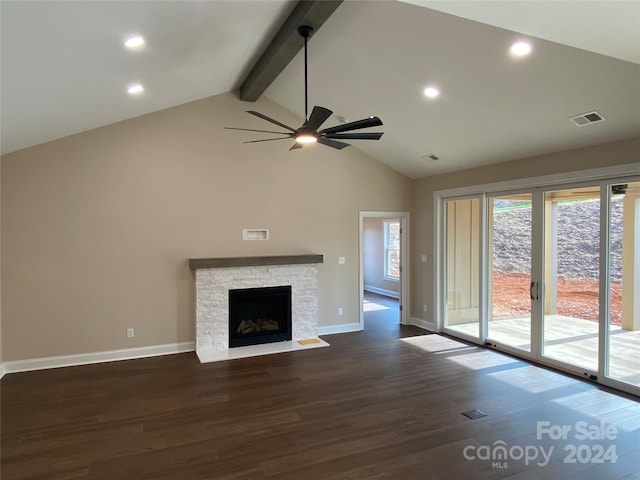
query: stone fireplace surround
[{"left": 189, "top": 255, "right": 328, "bottom": 363}]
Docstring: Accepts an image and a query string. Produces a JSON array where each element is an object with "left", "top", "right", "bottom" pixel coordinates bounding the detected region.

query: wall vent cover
[
  {"left": 569, "top": 111, "right": 606, "bottom": 127},
  {"left": 243, "top": 229, "right": 269, "bottom": 240}
]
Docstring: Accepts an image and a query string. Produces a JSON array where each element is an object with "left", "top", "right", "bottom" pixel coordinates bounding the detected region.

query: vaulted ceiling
[{"left": 2, "top": 0, "right": 639, "bottom": 178}]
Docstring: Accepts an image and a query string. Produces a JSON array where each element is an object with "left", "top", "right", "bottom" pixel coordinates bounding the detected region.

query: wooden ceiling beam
[{"left": 239, "top": 0, "right": 342, "bottom": 102}]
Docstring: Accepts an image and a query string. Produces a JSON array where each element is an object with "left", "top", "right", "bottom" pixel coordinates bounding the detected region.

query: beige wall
[
  {"left": 0, "top": 155, "right": 2, "bottom": 364},
  {"left": 1, "top": 92, "right": 411, "bottom": 361},
  {"left": 410, "top": 136, "right": 640, "bottom": 323},
  {"left": 363, "top": 217, "right": 400, "bottom": 295}
]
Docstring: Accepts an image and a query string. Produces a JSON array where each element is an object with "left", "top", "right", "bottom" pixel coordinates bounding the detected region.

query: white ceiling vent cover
[{"left": 569, "top": 111, "right": 606, "bottom": 127}]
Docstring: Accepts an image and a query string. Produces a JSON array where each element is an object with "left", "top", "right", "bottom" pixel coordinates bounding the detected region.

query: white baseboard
[
  {"left": 317, "top": 322, "right": 362, "bottom": 336},
  {"left": 410, "top": 317, "right": 436, "bottom": 332},
  {"left": 364, "top": 285, "right": 399, "bottom": 299},
  {"left": 1, "top": 341, "right": 195, "bottom": 376},
  {"left": 0, "top": 362, "right": 5, "bottom": 380}
]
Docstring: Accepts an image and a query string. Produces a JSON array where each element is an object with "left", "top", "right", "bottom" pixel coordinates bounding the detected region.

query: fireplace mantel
[{"left": 188, "top": 254, "right": 323, "bottom": 270}]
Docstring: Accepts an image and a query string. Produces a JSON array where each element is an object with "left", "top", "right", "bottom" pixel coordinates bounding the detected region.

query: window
[{"left": 384, "top": 220, "right": 400, "bottom": 280}]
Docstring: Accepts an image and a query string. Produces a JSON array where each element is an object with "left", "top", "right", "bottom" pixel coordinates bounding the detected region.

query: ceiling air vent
[
  {"left": 421, "top": 153, "right": 440, "bottom": 161},
  {"left": 569, "top": 111, "right": 606, "bottom": 127}
]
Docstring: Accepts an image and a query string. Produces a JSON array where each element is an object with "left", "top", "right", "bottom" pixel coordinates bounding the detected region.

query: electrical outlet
[
  {"left": 127, "top": 328, "right": 135, "bottom": 338},
  {"left": 338, "top": 307, "right": 343, "bottom": 316},
  {"left": 421, "top": 254, "right": 427, "bottom": 263},
  {"left": 338, "top": 256, "right": 346, "bottom": 264},
  {"left": 423, "top": 304, "right": 427, "bottom": 313}
]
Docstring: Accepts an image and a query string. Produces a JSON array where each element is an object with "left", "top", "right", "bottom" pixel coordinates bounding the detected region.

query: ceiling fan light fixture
[{"left": 295, "top": 134, "right": 317, "bottom": 144}]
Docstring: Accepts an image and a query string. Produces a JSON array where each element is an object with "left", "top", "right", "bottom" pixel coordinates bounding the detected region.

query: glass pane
[
  {"left": 488, "top": 194, "right": 532, "bottom": 351},
  {"left": 542, "top": 187, "right": 600, "bottom": 371},
  {"left": 444, "top": 198, "right": 480, "bottom": 338},
  {"left": 607, "top": 182, "right": 640, "bottom": 387},
  {"left": 384, "top": 220, "right": 400, "bottom": 279},
  {"left": 386, "top": 221, "right": 400, "bottom": 249},
  {"left": 387, "top": 249, "right": 400, "bottom": 278}
]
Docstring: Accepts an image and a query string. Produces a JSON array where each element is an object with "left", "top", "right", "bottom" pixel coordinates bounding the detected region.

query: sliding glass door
[
  {"left": 439, "top": 176, "right": 640, "bottom": 396},
  {"left": 487, "top": 193, "right": 533, "bottom": 352},
  {"left": 541, "top": 186, "right": 601, "bottom": 373},
  {"left": 605, "top": 182, "right": 640, "bottom": 390}
]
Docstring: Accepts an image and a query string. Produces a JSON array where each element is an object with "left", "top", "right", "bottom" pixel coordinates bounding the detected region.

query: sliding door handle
[{"left": 530, "top": 281, "right": 542, "bottom": 301}]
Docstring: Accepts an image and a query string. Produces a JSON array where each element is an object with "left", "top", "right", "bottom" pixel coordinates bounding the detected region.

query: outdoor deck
[{"left": 448, "top": 315, "right": 640, "bottom": 387}]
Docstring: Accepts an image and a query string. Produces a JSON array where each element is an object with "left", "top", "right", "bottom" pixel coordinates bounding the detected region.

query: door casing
[{"left": 359, "top": 211, "right": 410, "bottom": 328}]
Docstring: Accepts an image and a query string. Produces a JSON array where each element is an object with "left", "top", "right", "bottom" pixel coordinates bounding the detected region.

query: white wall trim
[
  {"left": 434, "top": 162, "right": 640, "bottom": 199},
  {"left": 0, "top": 363, "right": 5, "bottom": 380},
  {"left": 1, "top": 341, "right": 195, "bottom": 375},
  {"left": 317, "top": 322, "right": 362, "bottom": 336},
  {"left": 364, "top": 285, "right": 400, "bottom": 299},
  {"left": 410, "top": 317, "right": 436, "bottom": 332}
]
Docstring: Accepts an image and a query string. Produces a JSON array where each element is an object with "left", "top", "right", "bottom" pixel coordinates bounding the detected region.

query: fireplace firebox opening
[{"left": 228, "top": 285, "right": 292, "bottom": 348}]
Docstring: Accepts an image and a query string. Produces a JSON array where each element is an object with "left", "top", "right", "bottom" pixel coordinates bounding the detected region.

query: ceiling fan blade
[
  {"left": 324, "top": 132, "right": 384, "bottom": 140},
  {"left": 225, "top": 127, "right": 292, "bottom": 135},
  {"left": 243, "top": 137, "right": 292, "bottom": 144},
  {"left": 317, "top": 137, "right": 351, "bottom": 150},
  {"left": 319, "top": 116, "right": 383, "bottom": 135},
  {"left": 246, "top": 111, "right": 296, "bottom": 132},
  {"left": 305, "top": 106, "right": 333, "bottom": 131},
  {"left": 289, "top": 143, "right": 303, "bottom": 151}
]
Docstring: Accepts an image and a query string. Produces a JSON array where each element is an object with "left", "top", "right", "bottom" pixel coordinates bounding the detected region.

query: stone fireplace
[{"left": 189, "top": 255, "right": 328, "bottom": 362}]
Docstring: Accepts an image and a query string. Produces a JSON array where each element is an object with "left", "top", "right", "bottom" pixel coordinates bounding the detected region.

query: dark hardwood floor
[{"left": 2, "top": 299, "right": 639, "bottom": 479}]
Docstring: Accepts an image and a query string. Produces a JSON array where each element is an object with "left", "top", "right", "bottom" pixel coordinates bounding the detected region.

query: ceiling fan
[{"left": 225, "top": 25, "right": 384, "bottom": 151}]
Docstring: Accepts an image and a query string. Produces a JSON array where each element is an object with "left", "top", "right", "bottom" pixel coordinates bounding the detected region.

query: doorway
[{"left": 359, "top": 211, "right": 409, "bottom": 330}]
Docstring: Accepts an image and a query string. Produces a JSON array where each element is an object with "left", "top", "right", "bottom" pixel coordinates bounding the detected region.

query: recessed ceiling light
[
  {"left": 510, "top": 41, "right": 532, "bottom": 57},
  {"left": 124, "top": 35, "right": 145, "bottom": 49},
  {"left": 424, "top": 86, "right": 440, "bottom": 98},
  {"left": 127, "top": 83, "right": 144, "bottom": 95}
]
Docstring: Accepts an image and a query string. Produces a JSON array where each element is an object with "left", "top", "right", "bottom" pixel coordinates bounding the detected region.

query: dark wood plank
[
  {"left": 239, "top": 0, "right": 343, "bottom": 102},
  {"left": 1, "top": 299, "right": 638, "bottom": 479},
  {"left": 188, "top": 254, "right": 323, "bottom": 270}
]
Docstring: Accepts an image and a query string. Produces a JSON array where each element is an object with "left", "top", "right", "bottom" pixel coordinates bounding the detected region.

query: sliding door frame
[{"left": 434, "top": 163, "right": 640, "bottom": 396}]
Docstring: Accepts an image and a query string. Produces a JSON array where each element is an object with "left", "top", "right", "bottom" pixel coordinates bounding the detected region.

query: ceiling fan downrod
[{"left": 298, "top": 25, "right": 313, "bottom": 123}]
